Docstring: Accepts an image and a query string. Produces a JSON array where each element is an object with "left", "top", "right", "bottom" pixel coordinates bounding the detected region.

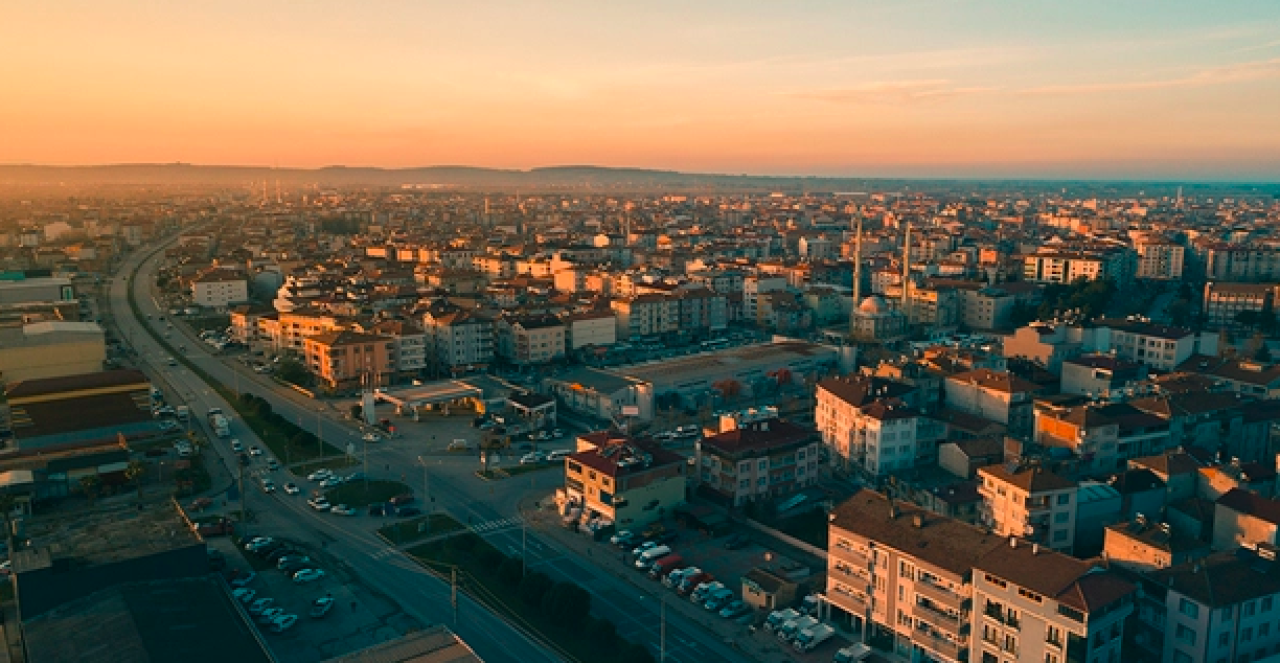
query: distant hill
[{"left": 0, "top": 163, "right": 1274, "bottom": 197}]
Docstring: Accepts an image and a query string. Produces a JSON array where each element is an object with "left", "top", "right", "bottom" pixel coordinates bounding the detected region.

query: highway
[{"left": 110, "top": 235, "right": 751, "bottom": 663}]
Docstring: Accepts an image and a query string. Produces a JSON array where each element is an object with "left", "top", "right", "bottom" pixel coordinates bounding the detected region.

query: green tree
[
  {"left": 125, "top": 460, "right": 147, "bottom": 500},
  {"left": 276, "top": 358, "right": 313, "bottom": 388},
  {"left": 497, "top": 556, "right": 524, "bottom": 585},
  {"left": 541, "top": 581, "right": 591, "bottom": 625},
  {"left": 517, "top": 571, "right": 553, "bottom": 607},
  {"left": 616, "top": 642, "right": 656, "bottom": 663},
  {"left": 1167, "top": 299, "right": 1192, "bottom": 326},
  {"left": 584, "top": 617, "right": 618, "bottom": 648}
]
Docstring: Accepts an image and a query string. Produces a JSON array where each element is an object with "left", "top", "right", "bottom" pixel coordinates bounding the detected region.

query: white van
[
  {"left": 634, "top": 545, "right": 672, "bottom": 570},
  {"left": 546, "top": 449, "right": 573, "bottom": 461}
]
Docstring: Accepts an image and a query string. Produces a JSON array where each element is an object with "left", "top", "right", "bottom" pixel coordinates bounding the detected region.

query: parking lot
[
  {"left": 210, "top": 533, "right": 420, "bottom": 662},
  {"left": 531, "top": 509, "right": 853, "bottom": 663}
]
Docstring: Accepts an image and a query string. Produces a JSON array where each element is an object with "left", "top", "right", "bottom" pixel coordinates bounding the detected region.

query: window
[
  {"left": 1046, "top": 625, "right": 1063, "bottom": 648},
  {"left": 1243, "top": 627, "right": 1253, "bottom": 643},
  {"left": 1247, "top": 602, "right": 1257, "bottom": 618},
  {"left": 1058, "top": 494, "right": 1071, "bottom": 505},
  {"left": 1055, "top": 512, "right": 1071, "bottom": 523},
  {"left": 1180, "top": 598, "right": 1201, "bottom": 619},
  {"left": 1176, "top": 624, "right": 1197, "bottom": 646},
  {"left": 1264, "top": 597, "right": 1274, "bottom": 612},
  {"left": 1221, "top": 633, "right": 1231, "bottom": 647}
]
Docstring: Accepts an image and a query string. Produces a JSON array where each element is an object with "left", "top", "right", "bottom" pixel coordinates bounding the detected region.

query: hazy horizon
[{"left": 5, "top": 1, "right": 1280, "bottom": 180}]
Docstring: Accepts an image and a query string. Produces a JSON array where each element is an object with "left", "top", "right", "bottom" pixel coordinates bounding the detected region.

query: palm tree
[
  {"left": 79, "top": 475, "right": 101, "bottom": 507},
  {"left": 125, "top": 460, "right": 146, "bottom": 500}
]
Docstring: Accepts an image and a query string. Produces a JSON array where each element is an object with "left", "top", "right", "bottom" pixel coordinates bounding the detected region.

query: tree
[
  {"left": 616, "top": 642, "right": 656, "bottom": 663},
  {"left": 1237, "top": 310, "right": 1262, "bottom": 331},
  {"left": 541, "top": 581, "right": 591, "bottom": 625},
  {"left": 276, "top": 358, "right": 313, "bottom": 388},
  {"left": 584, "top": 617, "right": 618, "bottom": 648},
  {"left": 80, "top": 475, "right": 101, "bottom": 506},
  {"left": 125, "top": 460, "right": 146, "bottom": 500},
  {"left": 497, "top": 556, "right": 524, "bottom": 585},
  {"left": 518, "top": 571, "right": 553, "bottom": 607},
  {"left": 1167, "top": 299, "right": 1192, "bottom": 326}
]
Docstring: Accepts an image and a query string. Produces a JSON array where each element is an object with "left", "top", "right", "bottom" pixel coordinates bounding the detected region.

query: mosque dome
[{"left": 858, "top": 295, "right": 891, "bottom": 316}]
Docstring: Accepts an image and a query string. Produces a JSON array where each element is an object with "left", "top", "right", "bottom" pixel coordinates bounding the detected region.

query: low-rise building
[
  {"left": 695, "top": 416, "right": 820, "bottom": 507},
  {"left": 943, "top": 369, "right": 1042, "bottom": 438},
  {"left": 0, "top": 321, "right": 105, "bottom": 384},
  {"left": 303, "top": 330, "right": 393, "bottom": 392},
  {"left": 978, "top": 463, "right": 1078, "bottom": 553},
  {"left": 190, "top": 271, "right": 248, "bottom": 310},
  {"left": 563, "top": 434, "right": 686, "bottom": 531}
]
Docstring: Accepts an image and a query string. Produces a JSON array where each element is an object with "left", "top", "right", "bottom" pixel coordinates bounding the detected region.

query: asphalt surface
[{"left": 111, "top": 235, "right": 756, "bottom": 663}]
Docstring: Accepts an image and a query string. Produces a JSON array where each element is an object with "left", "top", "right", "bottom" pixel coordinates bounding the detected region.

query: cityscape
[{"left": 3, "top": 3, "right": 1280, "bottom": 663}]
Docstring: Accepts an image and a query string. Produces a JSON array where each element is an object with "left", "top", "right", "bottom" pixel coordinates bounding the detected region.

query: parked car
[
  {"left": 610, "top": 530, "right": 636, "bottom": 546},
  {"left": 519, "top": 452, "right": 546, "bottom": 465},
  {"left": 330, "top": 504, "right": 357, "bottom": 516},
  {"left": 231, "top": 588, "right": 256, "bottom": 604},
  {"left": 307, "top": 497, "right": 332, "bottom": 512},
  {"left": 719, "top": 600, "right": 751, "bottom": 619},
  {"left": 307, "top": 469, "right": 333, "bottom": 482},
  {"left": 270, "top": 614, "right": 298, "bottom": 633},
  {"left": 390, "top": 494, "right": 414, "bottom": 506},
  {"left": 310, "top": 597, "right": 336, "bottom": 618},
  {"left": 279, "top": 560, "right": 313, "bottom": 575},
  {"left": 248, "top": 446, "right": 263, "bottom": 457},
  {"left": 293, "top": 569, "right": 326, "bottom": 584},
  {"left": 244, "top": 537, "right": 274, "bottom": 552},
  {"left": 230, "top": 439, "right": 245, "bottom": 453},
  {"left": 283, "top": 483, "right": 300, "bottom": 495},
  {"left": 230, "top": 571, "right": 258, "bottom": 589},
  {"left": 264, "top": 548, "right": 295, "bottom": 563},
  {"left": 266, "top": 459, "right": 280, "bottom": 471},
  {"left": 256, "top": 607, "right": 284, "bottom": 625},
  {"left": 248, "top": 597, "right": 275, "bottom": 615},
  {"left": 277, "top": 555, "right": 310, "bottom": 570},
  {"left": 319, "top": 477, "right": 342, "bottom": 489}
]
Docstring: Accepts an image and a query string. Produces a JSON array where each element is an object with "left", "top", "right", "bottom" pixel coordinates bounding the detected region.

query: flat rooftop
[{"left": 14, "top": 500, "right": 200, "bottom": 572}]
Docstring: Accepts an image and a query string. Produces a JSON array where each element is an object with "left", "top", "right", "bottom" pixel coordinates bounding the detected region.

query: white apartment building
[
  {"left": 562, "top": 311, "right": 617, "bottom": 349},
  {"left": 1022, "top": 248, "right": 1130, "bottom": 284},
  {"left": 816, "top": 376, "right": 923, "bottom": 477},
  {"left": 977, "top": 464, "right": 1079, "bottom": 554},
  {"left": 498, "top": 315, "right": 566, "bottom": 366},
  {"left": 191, "top": 273, "right": 248, "bottom": 309},
  {"left": 743, "top": 275, "right": 788, "bottom": 321},
  {"left": 1204, "top": 244, "right": 1280, "bottom": 283},
  {"left": 369, "top": 320, "right": 427, "bottom": 378}
]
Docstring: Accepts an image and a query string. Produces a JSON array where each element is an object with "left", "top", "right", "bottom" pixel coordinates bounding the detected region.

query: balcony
[
  {"left": 831, "top": 543, "right": 870, "bottom": 569},
  {"left": 912, "top": 602, "right": 964, "bottom": 636},
  {"left": 1025, "top": 498, "right": 1051, "bottom": 513},
  {"left": 827, "top": 586, "right": 869, "bottom": 616},
  {"left": 913, "top": 627, "right": 963, "bottom": 661},
  {"left": 914, "top": 579, "right": 967, "bottom": 611}
]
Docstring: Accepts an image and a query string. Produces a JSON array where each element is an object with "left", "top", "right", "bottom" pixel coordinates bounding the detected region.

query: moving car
[
  {"left": 319, "top": 477, "right": 343, "bottom": 489},
  {"left": 230, "top": 439, "right": 245, "bottom": 454},
  {"left": 307, "top": 469, "right": 333, "bottom": 482},
  {"left": 283, "top": 483, "right": 300, "bottom": 495},
  {"left": 519, "top": 452, "right": 546, "bottom": 465},
  {"left": 307, "top": 497, "right": 332, "bottom": 512},
  {"left": 248, "top": 446, "right": 263, "bottom": 457},
  {"left": 293, "top": 568, "right": 326, "bottom": 584},
  {"left": 330, "top": 504, "right": 357, "bottom": 516}
]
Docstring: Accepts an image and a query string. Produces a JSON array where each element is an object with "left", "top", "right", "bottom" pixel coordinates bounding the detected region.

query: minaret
[
  {"left": 901, "top": 222, "right": 912, "bottom": 314},
  {"left": 849, "top": 216, "right": 863, "bottom": 335}
]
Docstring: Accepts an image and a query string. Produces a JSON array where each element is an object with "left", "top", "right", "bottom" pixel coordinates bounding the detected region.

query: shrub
[
  {"left": 517, "top": 571, "right": 552, "bottom": 607},
  {"left": 497, "top": 557, "right": 524, "bottom": 585}
]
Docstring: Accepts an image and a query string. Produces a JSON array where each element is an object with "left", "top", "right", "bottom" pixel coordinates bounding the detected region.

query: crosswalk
[{"left": 470, "top": 516, "right": 523, "bottom": 534}]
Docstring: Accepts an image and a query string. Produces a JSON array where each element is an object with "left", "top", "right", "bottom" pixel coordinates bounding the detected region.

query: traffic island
[
  {"left": 376, "top": 514, "right": 465, "bottom": 546},
  {"left": 323, "top": 480, "right": 411, "bottom": 507}
]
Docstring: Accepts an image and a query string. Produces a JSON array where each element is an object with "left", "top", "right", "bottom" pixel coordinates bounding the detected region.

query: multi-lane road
[{"left": 110, "top": 235, "right": 752, "bottom": 663}]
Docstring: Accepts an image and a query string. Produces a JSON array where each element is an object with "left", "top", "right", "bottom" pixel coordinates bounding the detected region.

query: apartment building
[
  {"left": 827, "top": 490, "right": 1135, "bottom": 663},
  {"left": 367, "top": 319, "right": 427, "bottom": 379},
  {"left": 495, "top": 315, "right": 565, "bottom": 366},
  {"left": 743, "top": 275, "right": 788, "bottom": 321},
  {"left": 1059, "top": 355, "right": 1146, "bottom": 397},
  {"left": 421, "top": 307, "right": 494, "bottom": 373},
  {"left": 943, "top": 369, "right": 1042, "bottom": 438},
  {"left": 673, "top": 287, "right": 728, "bottom": 335},
  {"left": 1135, "top": 241, "right": 1185, "bottom": 281},
  {"left": 190, "top": 271, "right": 248, "bottom": 310},
  {"left": 816, "top": 375, "right": 925, "bottom": 477},
  {"left": 1139, "top": 545, "right": 1280, "bottom": 663},
  {"left": 695, "top": 416, "right": 820, "bottom": 507},
  {"left": 259, "top": 310, "right": 348, "bottom": 355},
  {"left": 971, "top": 541, "right": 1133, "bottom": 663},
  {"left": 611, "top": 293, "right": 678, "bottom": 340},
  {"left": 1202, "top": 282, "right": 1278, "bottom": 332},
  {"left": 303, "top": 330, "right": 393, "bottom": 392},
  {"left": 977, "top": 464, "right": 1078, "bottom": 553},
  {"left": 1034, "top": 400, "right": 1172, "bottom": 474},
  {"left": 1092, "top": 319, "right": 1219, "bottom": 372},
  {"left": 827, "top": 491, "right": 985, "bottom": 662},
  {"left": 1022, "top": 248, "right": 1131, "bottom": 284},
  {"left": 564, "top": 434, "right": 686, "bottom": 530},
  {"left": 1204, "top": 244, "right": 1280, "bottom": 282}
]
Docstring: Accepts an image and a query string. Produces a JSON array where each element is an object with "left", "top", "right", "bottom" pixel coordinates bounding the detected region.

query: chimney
[
  {"left": 888, "top": 499, "right": 898, "bottom": 520},
  {"left": 1032, "top": 543, "right": 1040, "bottom": 556},
  {"left": 912, "top": 513, "right": 925, "bottom": 529},
  {"left": 1009, "top": 536, "right": 1018, "bottom": 549}
]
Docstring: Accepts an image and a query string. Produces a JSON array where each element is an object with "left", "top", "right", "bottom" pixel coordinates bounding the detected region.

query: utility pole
[
  {"left": 451, "top": 567, "right": 458, "bottom": 626},
  {"left": 521, "top": 516, "right": 527, "bottom": 576},
  {"left": 317, "top": 409, "right": 323, "bottom": 459},
  {"left": 660, "top": 594, "right": 666, "bottom": 663}
]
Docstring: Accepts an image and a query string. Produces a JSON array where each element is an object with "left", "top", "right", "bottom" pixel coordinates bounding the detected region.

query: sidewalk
[{"left": 521, "top": 500, "right": 806, "bottom": 663}]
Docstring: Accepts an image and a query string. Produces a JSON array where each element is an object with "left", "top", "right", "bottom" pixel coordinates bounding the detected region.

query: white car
[
  {"left": 293, "top": 568, "right": 326, "bottom": 584},
  {"left": 248, "top": 446, "right": 263, "bottom": 457},
  {"left": 609, "top": 530, "right": 633, "bottom": 546},
  {"left": 283, "top": 483, "right": 301, "bottom": 495},
  {"left": 307, "top": 469, "right": 333, "bottom": 482},
  {"left": 307, "top": 498, "right": 332, "bottom": 512},
  {"left": 330, "top": 504, "right": 357, "bottom": 516},
  {"left": 520, "top": 452, "right": 547, "bottom": 465},
  {"left": 319, "top": 477, "right": 343, "bottom": 489}
]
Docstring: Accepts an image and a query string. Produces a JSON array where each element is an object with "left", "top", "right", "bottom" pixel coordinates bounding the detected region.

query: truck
[
  {"left": 209, "top": 414, "right": 230, "bottom": 438},
  {"left": 833, "top": 644, "right": 873, "bottom": 663},
  {"left": 793, "top": 623, "right": 836, "bottom": 652},
  {"left": 648, "top": 554, "right": 684, "bottom": 580},
  {"left": 778, "top": 615, "right": 818, "bottom": 643},
  {"left": 678, "top": 571, "right": 711, "bottom": 596},
  {"left": 634, "top": 545, "right": 671, "bottom": 570},
  {"left": 764, "top": 608, "right": 800, "bottom": 632}
]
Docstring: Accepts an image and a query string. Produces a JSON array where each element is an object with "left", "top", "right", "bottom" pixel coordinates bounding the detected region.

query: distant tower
[
  {"left": 484, "top": 197, "right": 490, "bottom": 215},
  {"left": 1176, "top": 186, "right": 1184, "bottom": 208},
  {"left": 276, "top": 179, "right": 282, "bottom": 204},
  {"left": 261, "top": 180, "right": 268, "bottom": 204},
  {"left": 901, "top": 222, "right": 912, "bottom": 314}
]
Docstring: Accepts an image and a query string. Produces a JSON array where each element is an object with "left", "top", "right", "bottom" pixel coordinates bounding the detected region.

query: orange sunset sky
[{"left": 3, "top": 1, "right": 1280, "bottom": 179}]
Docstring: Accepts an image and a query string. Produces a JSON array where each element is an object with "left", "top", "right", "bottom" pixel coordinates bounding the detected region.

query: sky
[{"left": 3, "top": 1, "right": 1280, "bottom": 180}]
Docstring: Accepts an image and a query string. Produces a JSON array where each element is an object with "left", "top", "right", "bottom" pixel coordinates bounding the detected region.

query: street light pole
[
  {"left": 417, "top": 456, "right": 430, "bottom": 510},
  {"left": 660, "top": 595, "right": 666, "bottom": 663}
]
